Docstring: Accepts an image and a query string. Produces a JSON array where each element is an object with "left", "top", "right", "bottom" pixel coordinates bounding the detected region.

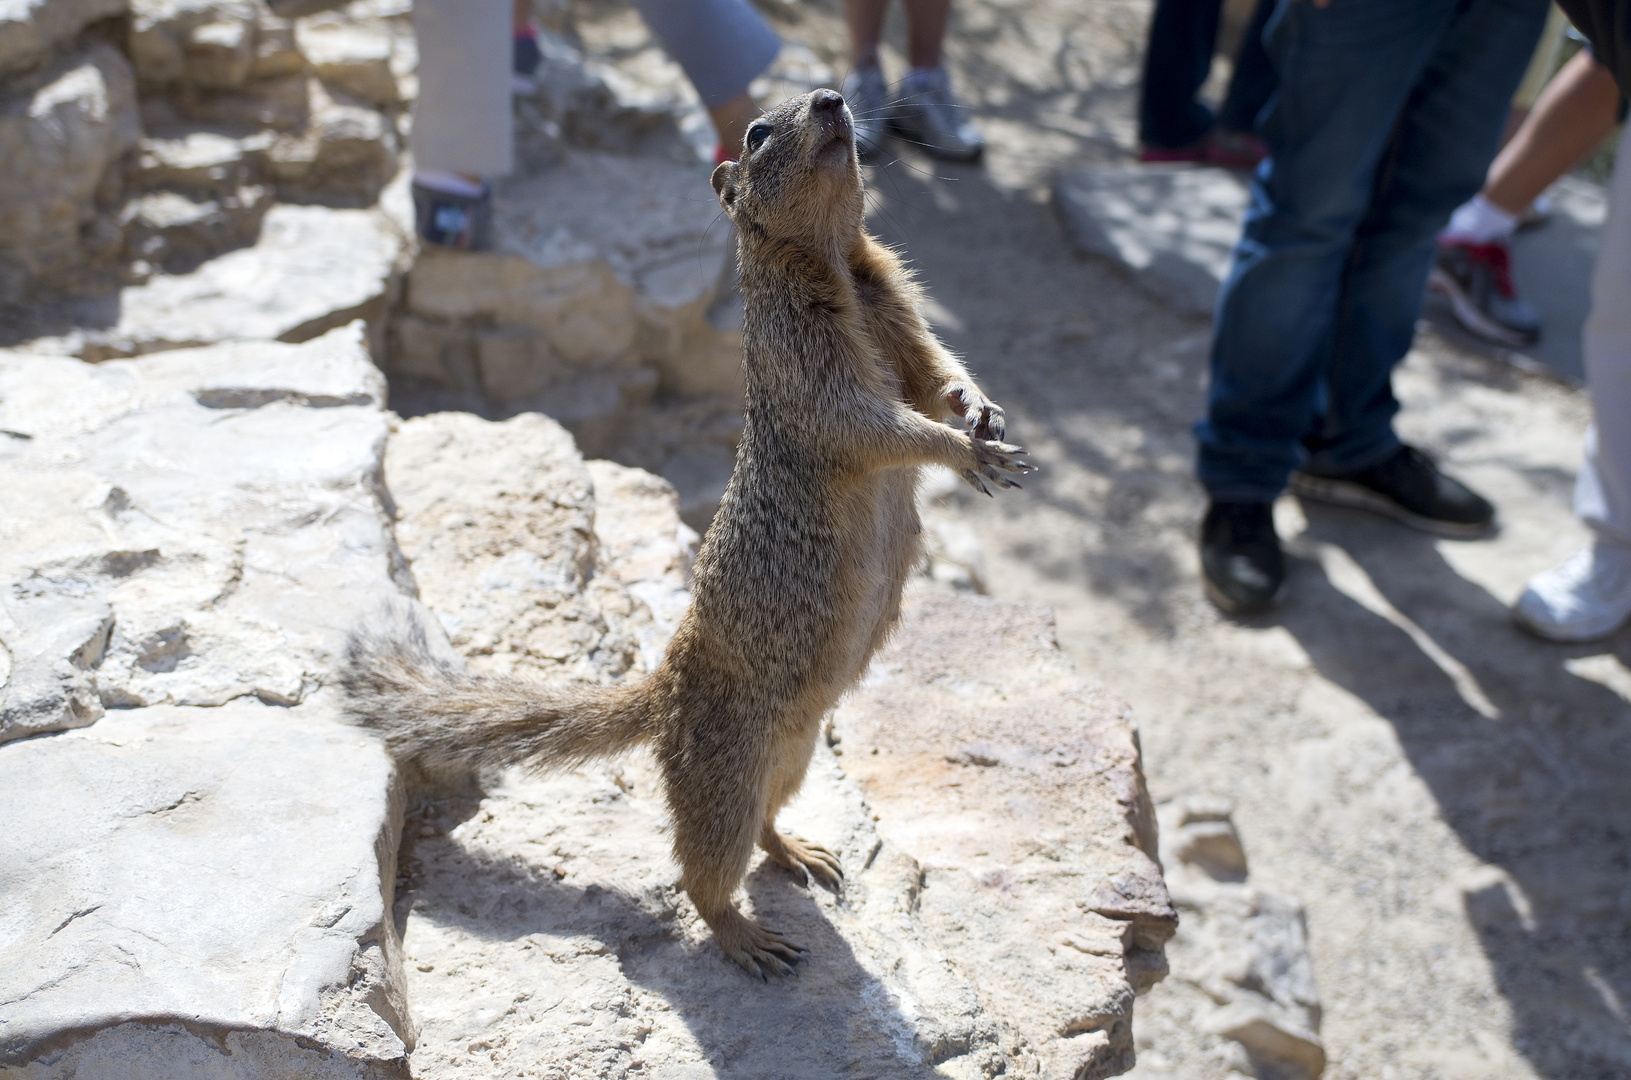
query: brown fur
[{"left": 342, "top": 89, "right": 1031, "bottom": 977}]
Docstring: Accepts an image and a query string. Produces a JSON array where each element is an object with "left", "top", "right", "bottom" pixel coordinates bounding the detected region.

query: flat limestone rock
[
  {"left": 1053, "top": 163, "right": 1249, "bottom": 316},
  {"left": 0, "top": 0, "right": 128, "bottom": 80},
  {"left": 0, "top": 44, "right": 141, "bottom": 300},
  {"left": 0, "top": 698, "right": 413, "bottom": 1079},
  {"left": 400, "top": 150, "right": 739, "bottom": 401},
  {"left": 378, "top": 412, "right": 1169, "bottom": 1079},
  {"left": 84, "top": 203, "right": 404, "bottom": 357},
  {"left": 0, "top": 323, "right": 429, "bottom": 1076},
  {"left": 383, "top": 412, "right": 695, "bottom": 686},
  {"left": 831, "top": 589, "right": 1176, "bottom": 1079},
  {"left": 0, "top": 323, "right": 405, "bottom": 743}
]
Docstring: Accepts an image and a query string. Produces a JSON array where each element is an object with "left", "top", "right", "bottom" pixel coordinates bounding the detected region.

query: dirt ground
[{"left": 696, "top": 1, "right": 1631, "bottom": 1077}]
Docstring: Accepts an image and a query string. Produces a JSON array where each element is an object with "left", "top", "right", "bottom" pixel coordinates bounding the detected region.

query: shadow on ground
[
  {"left": 393, "top": 789, "right": 960, "bottom": 1079},
  {"left": 1280, "top": 504, "right": 1631, "bottom": 1080},
  {"left": 854, "top": 110, "right": 1628, "bottom": 1076}
]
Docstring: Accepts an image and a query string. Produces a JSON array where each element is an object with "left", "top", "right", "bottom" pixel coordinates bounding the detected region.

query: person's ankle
[{"left": 1441, "top": 193, "right": 1518, "bottom": 245}]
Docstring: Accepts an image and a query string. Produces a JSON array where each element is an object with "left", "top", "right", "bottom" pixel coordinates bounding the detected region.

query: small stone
[
  {"left": 296, "top": 17, "right": 399, "bottom": 105},
  {"left": 1173, "top": 819, "right": 1248, "bottom": 881},
  {"left": 1201, "top": 996, "right": 1326, "bottom": 1079},
  {"left": 182, "top": 17, "right": 254, "bottom": 88}
]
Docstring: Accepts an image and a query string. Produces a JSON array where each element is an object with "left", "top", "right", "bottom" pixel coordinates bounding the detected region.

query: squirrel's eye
[{"left": 746, "top": 124, "right": 771, "bottom": 153}]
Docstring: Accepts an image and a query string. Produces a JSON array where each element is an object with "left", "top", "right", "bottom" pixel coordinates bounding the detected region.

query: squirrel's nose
[{"left": 810, "top": 88, "right": 844, "bottom": 114}]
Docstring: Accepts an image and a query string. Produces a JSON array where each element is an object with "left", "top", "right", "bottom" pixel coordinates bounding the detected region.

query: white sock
[
  {"left": 1441, "top": 194, "right": 1518, "bottom": 245},
  {"left": 414, "top": 170, "right": 486, "bottom": 199}
]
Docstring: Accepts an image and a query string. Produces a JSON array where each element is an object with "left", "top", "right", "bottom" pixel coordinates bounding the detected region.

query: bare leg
[
  {"left": 710, "top": 92, "right": 764, "bottom": 159},
  {"left": 902, "top": 0, "right": 950, "bottom": 69},
  {"left": 512, "top": 0, "right": 528, "bottom": 30},
  {"left": 1483, "top": 50, "right": 1621, "bottom": 216},
  {"left": 845, "top": 0, "right": 889, "bottom": 68}
]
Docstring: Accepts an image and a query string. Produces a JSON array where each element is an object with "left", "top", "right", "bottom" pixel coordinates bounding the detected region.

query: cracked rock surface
[
  {"left": 0, "top": 322, "right": 402, "bottom": 741},
  {"left": 381, "top": 408, "right": 1170, "bottom": 1080},
  {"left": 0, "top": 322, "right": 416, "bottom": 1076}
]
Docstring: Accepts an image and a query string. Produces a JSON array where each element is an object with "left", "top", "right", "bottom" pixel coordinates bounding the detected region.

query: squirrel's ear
[{"left": 711, "top": 160, "right": 740, "bottom": 211}]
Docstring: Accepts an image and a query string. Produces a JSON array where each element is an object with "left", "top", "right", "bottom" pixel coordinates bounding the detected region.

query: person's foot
[
  {"left": 1513, "top": 541, "right": 1631, "bottom": 642},
  {"left": 1204, "top": 128, "right": 1266, "bottom": 170},
  {"left": 412, "top": 175, "right": 492, "bottom": 251},
  {"left": 839, "top": 65, "right": 891, "bottom": 161},
  {"left": 889, "top": 66, "right": 984, "bottom": 162},
  {"left": 1290, "top": 445, "right": 1496, "bottom": 538},
  {"left": 1429, "top": 240, "right": 1540, "bottom": 348},
  {"left": 1200, "top": 500, "right": 1284, "bottom": 614}
]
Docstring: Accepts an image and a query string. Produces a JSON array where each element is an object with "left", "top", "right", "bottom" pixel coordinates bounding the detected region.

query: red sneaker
[{"left": 1138, "top": 143, "right": 1208, "bottom": 164}]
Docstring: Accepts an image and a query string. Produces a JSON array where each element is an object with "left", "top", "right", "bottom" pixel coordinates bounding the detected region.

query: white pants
[
  {"left": 1577, "top": 123, "right": 1631, "bottom": 547},
  {"left": 411, "top": 0, "right": 512, "bottom": 177}
]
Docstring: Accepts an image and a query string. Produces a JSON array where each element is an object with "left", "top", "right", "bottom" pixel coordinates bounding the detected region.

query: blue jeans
[
  {"left": 1139, "top": 0, "right": 1278, "bottom": 149},
  {"left": 1195, "top": 0, "right": 1548, "bottom": 502}
]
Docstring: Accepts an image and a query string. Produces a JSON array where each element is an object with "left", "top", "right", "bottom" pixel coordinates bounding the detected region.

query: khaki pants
[{"left": 409, "top": 0, "right": 781, "bottom": 177}]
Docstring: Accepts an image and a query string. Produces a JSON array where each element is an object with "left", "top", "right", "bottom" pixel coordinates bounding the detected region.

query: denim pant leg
[
  {"left": 1216, "top": 0, "right": 1278, "bottom": 135},
  {"left": 1195, "top": 0, "right": 1544, "bottom": 502},
  {"left": 1306, "top": 0, "right": 1549, "bottom": 472},
  {"left": 1138, "top": 0, "right": 1222, "bottom": 149}
]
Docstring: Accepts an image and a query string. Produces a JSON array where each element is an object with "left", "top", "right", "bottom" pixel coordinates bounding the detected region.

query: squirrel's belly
[{"left": 822, "top": 467, "right": 921, "bottom": 689}]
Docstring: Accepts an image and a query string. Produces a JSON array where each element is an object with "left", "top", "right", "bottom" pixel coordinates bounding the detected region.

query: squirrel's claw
[{"left": 961, "top": 468, "right": 994, "bottom": 496}]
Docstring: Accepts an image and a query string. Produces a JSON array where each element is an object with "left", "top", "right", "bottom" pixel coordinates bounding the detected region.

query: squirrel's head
[{"left": 710, "top": 89, "right": 864, "bottom": 248}]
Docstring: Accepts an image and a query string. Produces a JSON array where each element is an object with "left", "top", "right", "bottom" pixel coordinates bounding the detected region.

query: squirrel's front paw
[
  {"left": 961, "top": 439, "right": 1036, "bottom": 496},
  {"left": 945, "top": 383, "right": 1006, "bottom": 442}
]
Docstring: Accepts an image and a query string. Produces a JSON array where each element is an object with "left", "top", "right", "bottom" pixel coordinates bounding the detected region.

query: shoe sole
[
  {"left": 1202, "top": 575, "right": 1282, "bottom": 616},
  {"left": 1289, "top": 471, "right": 1495, "bottom": 539},
  {"left": 1427, "top": 266, "right": 1538, "bottom": 349},
  {"left": 886, "top": 120, "right": 983, "bottom": 162},
  {"left": 1200, "top": 562, "right": 1283, "bottom": 616},
  {"left": 1510, "top": 604, "right": 1629, "bottom": 643}
]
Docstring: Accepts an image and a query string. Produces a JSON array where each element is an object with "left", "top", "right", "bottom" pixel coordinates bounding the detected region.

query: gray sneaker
[
  {"left": 889, "top": 66, "right": 983, "bottom": 162},
  {"left": 840, "top": 65, "right": 891, "bottom": 161}
]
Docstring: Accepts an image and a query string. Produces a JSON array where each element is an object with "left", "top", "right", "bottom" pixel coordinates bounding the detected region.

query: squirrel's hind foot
[
  {"left": 763, "top": 829, "right": 844, "bottom": 892},
  {"left": 706, "top": 905, "right": 807, "bottom": 979}
]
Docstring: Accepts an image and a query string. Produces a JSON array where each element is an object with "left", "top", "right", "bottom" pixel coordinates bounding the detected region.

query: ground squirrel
[{"left": 343, "top": 88, "right": 1033, "bottom": 977}]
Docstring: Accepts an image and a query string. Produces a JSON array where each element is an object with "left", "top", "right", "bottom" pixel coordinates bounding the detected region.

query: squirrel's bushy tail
[{"left": 340, "top": 606, "right": 653, "bottom": 780}]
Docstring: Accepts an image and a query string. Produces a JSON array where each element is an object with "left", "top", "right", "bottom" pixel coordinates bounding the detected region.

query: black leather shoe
[
  {"left": 1290, "top": 445, "right": 1495, "bottom": 538},
  {"left": 1200, "top": 501, "right": 1284, "bottom": 614}
]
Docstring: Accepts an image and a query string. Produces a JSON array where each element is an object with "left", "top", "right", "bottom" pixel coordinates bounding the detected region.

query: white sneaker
[
  {"left": 839, "top": 65, "right": 891, "bottom": 161},
  {"left": 1512, "top": 541, "right": 1631, "bottom": 642},
  {"left": 890, "top": 66, "right": 984, "bottom": 162}
]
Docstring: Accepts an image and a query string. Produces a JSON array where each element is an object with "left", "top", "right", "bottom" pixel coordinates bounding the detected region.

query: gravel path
[{"left": 743, "top": 0, "right": 1631, "bottom": 1076}]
